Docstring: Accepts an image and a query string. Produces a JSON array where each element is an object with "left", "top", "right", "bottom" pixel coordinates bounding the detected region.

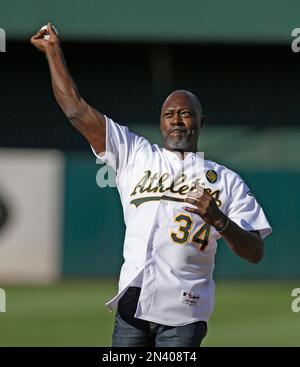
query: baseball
[{"left": 39, "top": 25, "right": 59, "bottom": 40}]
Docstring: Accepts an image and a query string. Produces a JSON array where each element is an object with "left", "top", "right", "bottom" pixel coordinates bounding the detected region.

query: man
[{"left": 31, "top": 24, "right": 272, "bottom": 347}]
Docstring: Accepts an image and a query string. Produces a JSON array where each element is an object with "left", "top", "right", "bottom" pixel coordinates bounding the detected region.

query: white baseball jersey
[{"left": 91, "top": 115, "right": 272, "bottom": 326}]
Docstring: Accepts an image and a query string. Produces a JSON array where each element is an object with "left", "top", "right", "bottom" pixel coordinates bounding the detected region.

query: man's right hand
[
  {"left": 30, "top": 22, "right": 106, "bottom": 154},
  {"left": 30, "top": 22, "right": 60, "bottom": 54}
]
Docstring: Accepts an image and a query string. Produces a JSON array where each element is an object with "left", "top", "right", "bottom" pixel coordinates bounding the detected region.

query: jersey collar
[{"left": 162, "top": 148, "right": 200, "bottom": 161}]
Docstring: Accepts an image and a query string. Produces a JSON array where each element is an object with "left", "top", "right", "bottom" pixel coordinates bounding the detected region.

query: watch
[{"left": 215, "top": 216, "right": 230, "bottom": 233}]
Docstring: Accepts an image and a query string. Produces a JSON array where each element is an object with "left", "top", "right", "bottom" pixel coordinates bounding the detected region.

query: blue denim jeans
[{"left": 112, "top": 287, "right": 207, "bottom": 347}]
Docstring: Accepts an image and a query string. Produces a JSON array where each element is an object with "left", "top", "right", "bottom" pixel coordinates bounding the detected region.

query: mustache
[{"left": 168, "top": 127, "right": 188, "bottom": 134}]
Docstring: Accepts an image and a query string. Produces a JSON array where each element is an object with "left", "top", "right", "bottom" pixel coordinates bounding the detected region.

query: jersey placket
[{"left": 135, "top": 155, "right": 191, "bottom": 319}]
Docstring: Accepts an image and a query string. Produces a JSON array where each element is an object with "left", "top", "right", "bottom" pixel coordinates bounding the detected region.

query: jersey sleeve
[
  {"left": 226, "top": 174, "right": 272, "bottom": 239},
  {"left": 91, "top": 115, "right": 142, "bottom": 173}
]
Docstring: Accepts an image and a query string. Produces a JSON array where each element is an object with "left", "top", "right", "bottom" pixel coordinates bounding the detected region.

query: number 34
[{"left": 170, "top": 213, "right": 211, "bottom": 251}]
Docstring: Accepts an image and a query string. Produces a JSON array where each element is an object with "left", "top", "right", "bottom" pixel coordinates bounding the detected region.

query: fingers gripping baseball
[
  {"left": 30, "top": 22, "right": 59, "bottom": 53},
  {"left": 184, "top": 187, "right": 221, "bottom": 225}
]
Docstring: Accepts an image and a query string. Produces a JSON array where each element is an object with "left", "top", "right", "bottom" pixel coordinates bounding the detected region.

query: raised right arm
[{"left": 30, "top": 23, "right": 105, "bottom": 154}]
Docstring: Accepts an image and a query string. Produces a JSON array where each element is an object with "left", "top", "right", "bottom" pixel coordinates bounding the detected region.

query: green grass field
[{"left": 0, "top": 279, "right": 299, "bottom": 346}]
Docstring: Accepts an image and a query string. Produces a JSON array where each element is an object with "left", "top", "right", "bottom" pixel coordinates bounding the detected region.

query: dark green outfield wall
[
  {"left": 63, "top": 152, "right": 300, "bottom": 279},
  {"left": 63, "top": 155, "right": 125, "bottom": 277}
]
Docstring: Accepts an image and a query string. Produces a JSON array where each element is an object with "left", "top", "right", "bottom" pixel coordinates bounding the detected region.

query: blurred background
[{"left": 0, "top": 0, "right": 300, "bottom": 346}]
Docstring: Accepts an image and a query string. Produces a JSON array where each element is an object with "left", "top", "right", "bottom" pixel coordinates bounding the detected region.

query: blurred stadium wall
[
  {"left": 1, "top": 1, "right": 300, "bottom": 282},
  {"left": 0, "top": 150, "right": 64, "bottom": 283}
]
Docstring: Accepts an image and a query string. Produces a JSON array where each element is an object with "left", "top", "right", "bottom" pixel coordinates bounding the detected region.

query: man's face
[{"left": 160, "top": 91, "right": 202, "bottom": 152}]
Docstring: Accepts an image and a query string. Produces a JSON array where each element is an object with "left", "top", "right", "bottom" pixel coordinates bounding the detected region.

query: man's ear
[{"left": 200, "top": 115, "right": 206, "bottom": 128}]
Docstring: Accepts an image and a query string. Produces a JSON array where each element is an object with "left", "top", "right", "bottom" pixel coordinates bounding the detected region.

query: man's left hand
[{"left": 184, "top": 186, "right": 227, "bottom": 229}]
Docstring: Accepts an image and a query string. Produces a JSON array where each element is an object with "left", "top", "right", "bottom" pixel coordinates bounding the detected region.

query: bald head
[{"left": 162, "top": 90, "right": 203, "bottom": 118}]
